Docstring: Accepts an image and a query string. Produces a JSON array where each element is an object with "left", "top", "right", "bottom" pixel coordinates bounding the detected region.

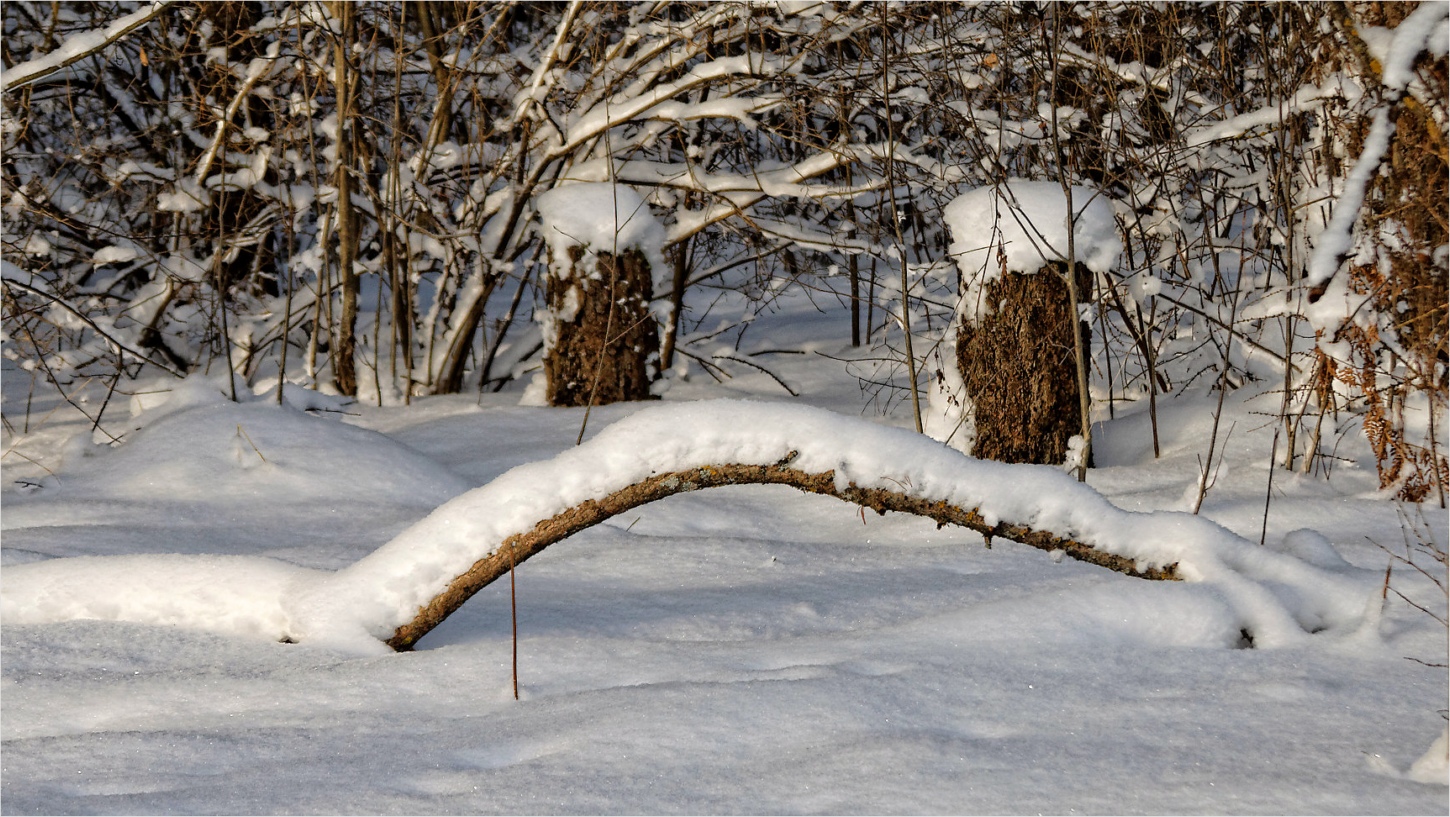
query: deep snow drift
[{"left": 2, "top": 314, "right": 1446, "bottom": 813}]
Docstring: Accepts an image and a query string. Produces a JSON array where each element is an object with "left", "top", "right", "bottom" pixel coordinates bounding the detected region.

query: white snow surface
[
  {"left": 20, "top": 375, "right": 469, "bottom": 510},
  {"left": 944, "top": 180, "right": 1122, "bottom": 278},
  {"left": 3, "top": 317, "right": 1446, "bottom": 813}
]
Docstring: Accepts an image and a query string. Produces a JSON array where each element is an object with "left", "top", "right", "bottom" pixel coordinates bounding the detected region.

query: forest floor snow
[{"left": 2, "top": 329, "right": 1447, "bottom": 813}]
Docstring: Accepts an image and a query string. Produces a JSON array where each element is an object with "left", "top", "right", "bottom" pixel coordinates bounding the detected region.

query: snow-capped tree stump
[
  {"left": 544, "top": 245, "right": 660, "bottom": 407},
  {"left": 385, "top": 453, "right": 1173, "bottom": 650},
  {"left": 535, "top": 183, "right": 666, "bottom": 408},
  {"left": 957, "top": 260, "right": 1093, "bottom": 465}
]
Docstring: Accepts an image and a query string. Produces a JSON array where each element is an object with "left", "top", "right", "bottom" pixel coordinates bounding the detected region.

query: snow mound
[
  {"left": 945, "top": 180, "right": 1121, "bottom": 277},
  {"left": 1, "top": 554, "right": 318, "bottom": 640},
  {"left": 32, "top": 381, "right": 469, "bottom": 509},
  {"left": 1407, "top": 726, "right": 1449, "bottom": 786},
  {"left": 2, "top": 400, "right": 1378, "bottom": 655}
]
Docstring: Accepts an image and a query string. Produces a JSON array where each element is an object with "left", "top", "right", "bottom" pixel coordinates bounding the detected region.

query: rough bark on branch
[{"left": 386, "top": 459, "right": 1178, "bottom": 650}]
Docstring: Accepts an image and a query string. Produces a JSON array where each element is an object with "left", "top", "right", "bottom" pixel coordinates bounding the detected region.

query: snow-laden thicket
[
  {"left": 3, "top": 388, "right": 1377, "bottom": 655},
  {"left": 2, "top": 5, "right": 1446, "bottom": 807},
  {"left": 3, "top": 3, "right": 1444, "bottom": 501}
]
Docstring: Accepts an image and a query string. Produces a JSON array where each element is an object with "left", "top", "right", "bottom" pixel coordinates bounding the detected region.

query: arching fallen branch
[
  {"left": 386, "top": 457, "right": 1179, "bottom": 650},
  {"left": 280, "top": 399, "right": 1373, "bottom": 654},
  {"left": 4, "top": 399, "right": 1377, "bottom": 654}
]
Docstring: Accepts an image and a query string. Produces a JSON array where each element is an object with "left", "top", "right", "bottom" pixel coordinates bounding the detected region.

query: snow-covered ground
[{"left": 2, "top": 295, "right": 1446, "bottom": 814}]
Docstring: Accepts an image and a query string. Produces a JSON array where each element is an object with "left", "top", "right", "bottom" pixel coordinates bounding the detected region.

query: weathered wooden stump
[
  {"left": 957, "top": 261, "right": 1092, "bottom": 465},
  {"left": 544, "top": 245, "right": 660, "bottom": 407}
]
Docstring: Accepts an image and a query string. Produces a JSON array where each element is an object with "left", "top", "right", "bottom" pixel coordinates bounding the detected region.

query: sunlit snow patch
[
  {"left": 16, "top": 375, "right": 469, "bottom": 508},
  {"left": 535, "top": 182, "right": 666, "bottom": 277}
]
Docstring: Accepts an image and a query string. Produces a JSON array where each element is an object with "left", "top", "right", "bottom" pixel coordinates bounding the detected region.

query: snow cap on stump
[
  {"left": 535, "top": 182, "right": 667, "bottom": 278},
  {"left": 945, "top": 180, "right": 1121, "bottom": 279}
]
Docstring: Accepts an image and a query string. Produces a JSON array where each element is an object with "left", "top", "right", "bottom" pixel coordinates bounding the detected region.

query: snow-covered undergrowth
[{"left": 2, "top": 310, "right": 1445, "bottom": 812}]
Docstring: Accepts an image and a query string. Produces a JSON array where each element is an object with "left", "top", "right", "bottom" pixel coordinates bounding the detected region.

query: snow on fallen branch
[{"left": 3, "top": 401, "right": 1377, "bottom": 655}]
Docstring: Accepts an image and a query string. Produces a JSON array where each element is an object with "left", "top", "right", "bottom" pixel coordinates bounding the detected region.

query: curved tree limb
[
  {"left": 1, "top": 400, "right": 1373, "bottom": 652},
  {"left": 387, "top": 457, "right": 1179, "bottom": 650}
]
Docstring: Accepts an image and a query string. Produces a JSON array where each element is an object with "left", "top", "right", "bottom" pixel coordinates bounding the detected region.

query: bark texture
[
  {"left": 331, "top": 0, "right": 359, "bottom": 397},
  {"left": 386, "top": 458, "right": 1177, "bottom": 650},
  {"left": 958, "top": 262, "right": 1093, "bottom": 464},
  {"left": 545, "top": 247, "right": 659, "bottom": 407}
]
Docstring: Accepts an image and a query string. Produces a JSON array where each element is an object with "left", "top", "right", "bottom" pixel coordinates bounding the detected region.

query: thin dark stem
[
  {"left": 510, "top": 553, "right": 519, "bottom": 700},
  {"left": 1047, "top": 10, "right": 1092, "bottom": 482},
  {"left": 878, "top": 6, "right": 922, "bottom": 434},
  {"left": 1261, "top": 426, "right": 1279, "bottom": 545},
  {"left": 576, "top": 104, "right": 620, "bottom": 448}
]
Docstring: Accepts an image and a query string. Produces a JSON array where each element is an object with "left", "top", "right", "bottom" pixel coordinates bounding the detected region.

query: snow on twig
[
  {"left": 1304, "top": 2, "right": 1449, "bottom": 307},
  {"left": 0, "top": 274, "right": 186, "bottom": 378},
  {"left": 1, "top": 1, "right": 179, "bottom": 92}
]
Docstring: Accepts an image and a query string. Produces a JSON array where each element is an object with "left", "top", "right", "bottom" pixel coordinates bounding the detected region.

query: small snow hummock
[
  {"left": 2, "top": 399, "right": 1377, "bottom": 656},
  {"left": 1407, "top": 726, "right": 1449, "bottom": 786},
  {"left": 535, "top": 182, "right": 666, "bottom": 279}
]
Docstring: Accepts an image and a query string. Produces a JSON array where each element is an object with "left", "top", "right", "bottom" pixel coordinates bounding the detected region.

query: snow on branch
[
  {"left": 0, "top": 271, "right": 185, "bottom": 378},
  {"left": 1304, "top": 1, "right": 1449, "bottom": 311},
  {"left": 664, "top": 150, "right": 858, "bottom": 246},
  {"left": 3, "top": 401, "right": 1377, "bottom": 656},
  {"left": 511, "top": 0, "right": 584, "bottom": 122},
  {"left": 557, "top": 54, "right": 800, "bottom": 158},
  {"left": 1, "top": 1, "right": 179, "bottom": 92},
  {"left": 192, "top": 44, "right": 283, "bottom": 187},
  {"left": 1182, "top": 81, "right": 1349, "bottom": 149}
]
